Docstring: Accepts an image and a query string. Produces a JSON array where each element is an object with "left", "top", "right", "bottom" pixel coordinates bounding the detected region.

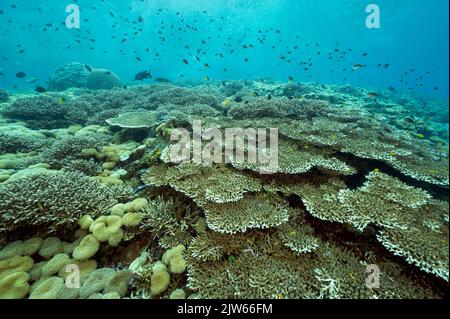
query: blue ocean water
[{"left": 0, "top": 0, "right": 448, "bottom": 98}]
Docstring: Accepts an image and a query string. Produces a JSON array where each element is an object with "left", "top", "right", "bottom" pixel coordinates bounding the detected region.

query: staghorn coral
[
  {"left": 0, "top": 170, "right": 132, "bottom": 232},
  {"left": 47, "top": 62, "right": 89, "bottom": 91},
  {"left": 62, "top": 158, "right": 102, "bottom": 176},
  {"left": 188, "top": 231, "right": 255, "bottom": 262},
  {"left": 0, "top": 272, "right": 30, "bottom": 299}
]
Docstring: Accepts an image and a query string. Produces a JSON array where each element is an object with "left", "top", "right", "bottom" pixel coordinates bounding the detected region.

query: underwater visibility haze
[{"left": 0, "top": 0, "right": 448, "bottom": 300}]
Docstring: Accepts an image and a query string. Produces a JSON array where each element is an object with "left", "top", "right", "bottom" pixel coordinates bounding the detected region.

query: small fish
[
  {"left": 25, "top": 77, "right": 39, "bottom": 84},
  {"left": 203, "top": 76, "right": 210, "bottom": 81},
  {"left": 35, "top": 86, "right": 46, "bottom": 93},
  {"left": 85, "top": 64, "right": 92, "bottom": 72},
  {"left": 288, "top": 76, "right": 294, "bottom": 82},
  {"left": 367, "top": 92, "right": 378, "bottom": 98},
  {"left": 222, "top": 98, "right": 232, "bottom": 106},
  {"left": 135, "top": 71, "right": 152, "bottom": 80},
  {"left": 204, "top": 63, "right": 210, "bottom": 68},
  {"left": 16, "top": 72, "right": 26, "bottom": 78},
  {"left": 352, "top": 64, "right": 365, "bottom": 71},
  {"left": 182, "top": 59, "right": 189, "bottom": 65}
]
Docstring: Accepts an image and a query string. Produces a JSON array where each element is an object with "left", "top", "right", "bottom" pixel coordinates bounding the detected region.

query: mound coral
[
  {"left": 29, "top": 276, "right": 65, "bottom": 299},
  {"left": 42, "top": 253, "right": 71, "bottom": 276},
  {"left": 150, "top": 261, "right": 171, "bottom": 296},
  {"left": 0, "top": 238, "right": 43, "bottom": 259},
  {"left": 39, "top": 237, "right": 64, "bottom": 259},
  {"left": 72, "top": 235, "right": 100, "bottom": 260},
  {"left": 162, "top": 245, "right": 187, "bottom": 274},
  {"left": 0, "top": 272, "right": 30, "bottom": 299},
  {"left": 0, "top": 256, "right": 34, "bottom": 280}
]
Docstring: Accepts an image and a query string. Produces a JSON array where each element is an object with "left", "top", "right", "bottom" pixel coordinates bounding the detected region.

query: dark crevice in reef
[
  {"left": 0, "top": 223, "right": 79, "bottom": 244},
  {"left": 283, "top": 193, "right": 449, "bottom": 298},
  {"left": 336, "top": 152, "right": 449, "bottom": 202}
]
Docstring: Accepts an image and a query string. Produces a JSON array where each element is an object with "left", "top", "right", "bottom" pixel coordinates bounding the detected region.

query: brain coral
[{"left": 0, "top": 171, "right": 132, "bottom": 232}]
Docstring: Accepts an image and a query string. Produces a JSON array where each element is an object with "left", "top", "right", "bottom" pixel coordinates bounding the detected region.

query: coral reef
[{"left": 0, "top": 80, "right": 448, "bottom": 300}]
